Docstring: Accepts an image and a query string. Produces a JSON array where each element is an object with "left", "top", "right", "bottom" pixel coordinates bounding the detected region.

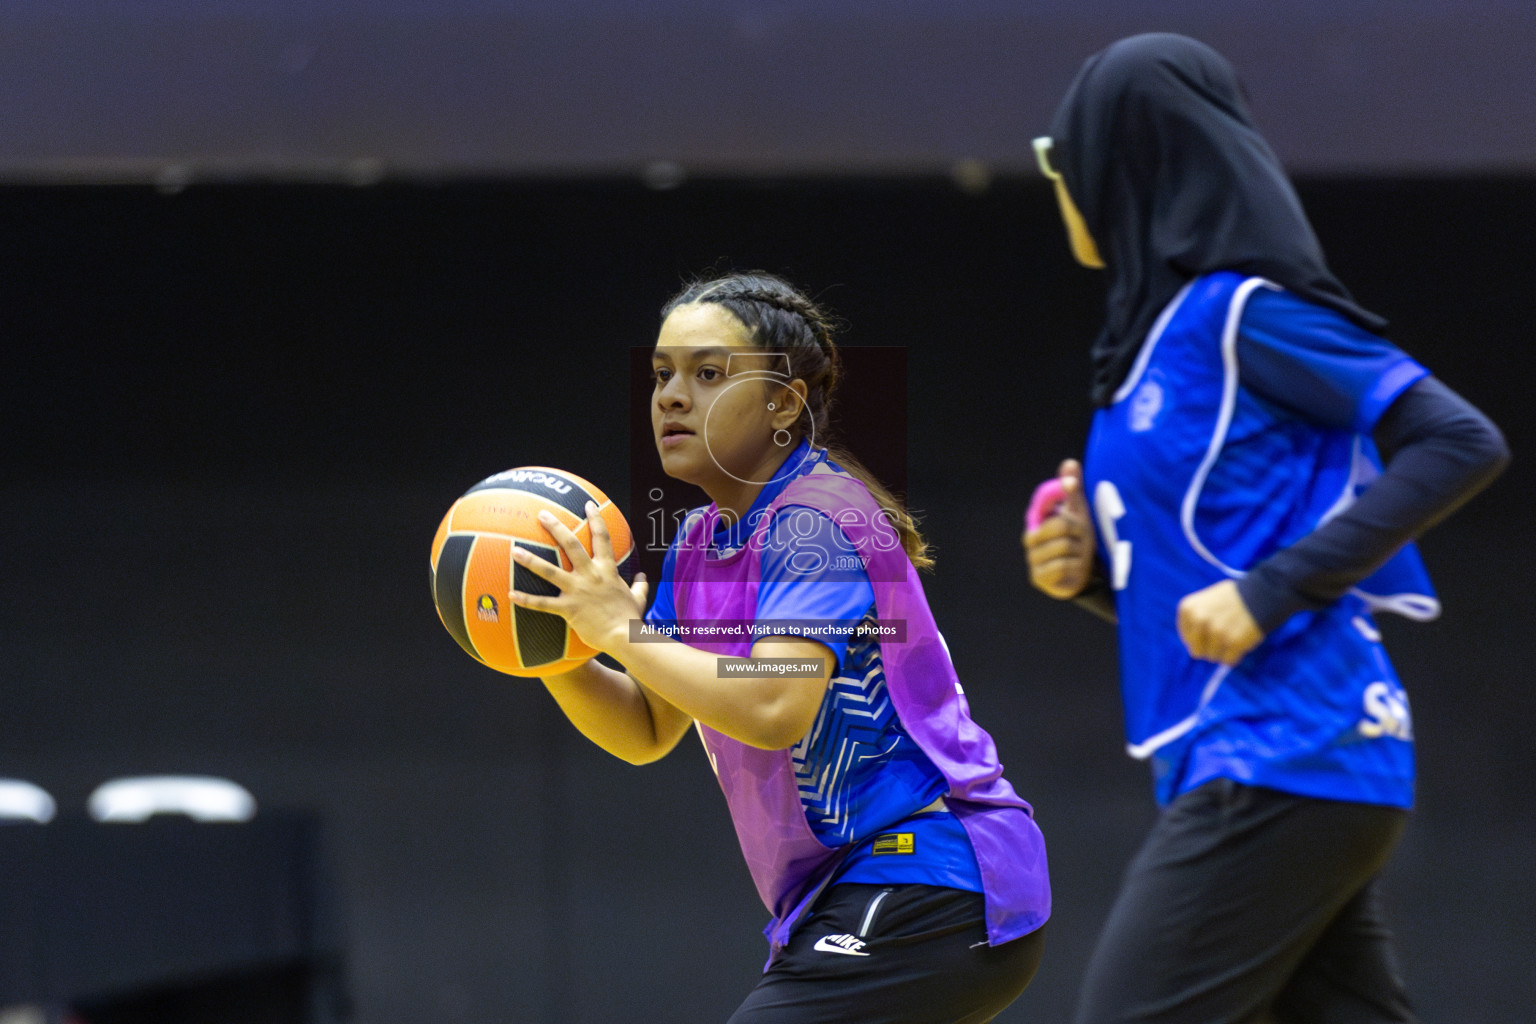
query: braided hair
[{"left": 662, "top": 272, "right": 933, "bottom": 570}]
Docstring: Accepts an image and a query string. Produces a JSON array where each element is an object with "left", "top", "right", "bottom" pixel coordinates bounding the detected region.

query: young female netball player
[
  {"left": 510, "top": 272, "right": 1049, "bottom": 1024},
  {"left": 1021, "top": 34, "right": 1508, "bottom": 1024}
]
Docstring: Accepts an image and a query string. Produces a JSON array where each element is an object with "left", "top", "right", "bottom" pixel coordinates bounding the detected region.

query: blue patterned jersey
[
  {"left": 1083, "top": 272, "right": 1434, "bottom": 807},
  {"left": 647, "top": 441, "right": 981, "bottom": 889}
]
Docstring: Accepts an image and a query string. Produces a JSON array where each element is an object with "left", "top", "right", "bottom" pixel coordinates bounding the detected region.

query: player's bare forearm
[
  {"left": 611, "top": 633, "right": 831, "bottom": 751},
  {"left": 541, "top": 659, "right": 692, "bottom": 765}
]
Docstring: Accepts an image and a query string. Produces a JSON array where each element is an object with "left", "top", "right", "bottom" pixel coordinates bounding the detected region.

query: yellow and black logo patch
[
  {"left": 872, "top": 832, "right": 915, "bottom": 855},
  {"left": 476, "top": 594, "right": 499, "bottom": 622}
]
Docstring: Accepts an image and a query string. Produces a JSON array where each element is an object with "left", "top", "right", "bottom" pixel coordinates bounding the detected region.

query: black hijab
[{"left": 1047, "top": 33, "right": 1388, "bottom": 406}]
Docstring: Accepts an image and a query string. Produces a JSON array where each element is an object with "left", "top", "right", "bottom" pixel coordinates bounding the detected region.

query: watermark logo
[{"left": 698, "top": 352, "right": 818, "bottom": 487}]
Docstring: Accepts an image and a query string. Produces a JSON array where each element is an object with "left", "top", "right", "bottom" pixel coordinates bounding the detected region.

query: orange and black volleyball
[{"left": 430, "top": 467, "right": 635, "bottom": 677}]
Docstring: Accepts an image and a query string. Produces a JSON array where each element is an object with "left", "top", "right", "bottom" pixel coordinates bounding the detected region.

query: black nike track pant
[{"left": 728, "top": 883, "right": 1045, "bottom": 1024}]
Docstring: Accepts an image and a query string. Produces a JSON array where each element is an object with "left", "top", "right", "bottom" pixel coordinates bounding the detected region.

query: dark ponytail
[{"left": 662, "top": 272, "right": 933, "bottom": 570}]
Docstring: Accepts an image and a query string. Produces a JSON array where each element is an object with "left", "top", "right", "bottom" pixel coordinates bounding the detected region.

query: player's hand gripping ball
[{"left": 430, "top": 467, "right": 635, "bottom": 677}]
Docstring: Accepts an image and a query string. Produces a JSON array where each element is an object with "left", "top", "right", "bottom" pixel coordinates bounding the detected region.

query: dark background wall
[
  {"left": 4, "top": 2, "right": 1536, "bottom": 181},
  {"left": 1, "top": 176, "right": 1531, "bottom": 1022}
]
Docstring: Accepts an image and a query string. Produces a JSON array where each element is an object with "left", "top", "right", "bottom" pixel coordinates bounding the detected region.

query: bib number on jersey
[{"left": 1094, "top": 480, "right": 1132, "bottom": 591}]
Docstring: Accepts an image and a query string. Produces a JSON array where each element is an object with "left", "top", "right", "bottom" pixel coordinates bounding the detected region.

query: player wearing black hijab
[
  {"left": 1046, "top": 32, "right": 1388, "bottom": 409},
  {"left": 1022, "top": 33, "right": 1509, "bottom": 1024}
]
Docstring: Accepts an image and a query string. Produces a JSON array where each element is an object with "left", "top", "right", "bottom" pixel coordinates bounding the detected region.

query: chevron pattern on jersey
[{"left": 791, "top": 613, "right": 904, "bottom": 844}]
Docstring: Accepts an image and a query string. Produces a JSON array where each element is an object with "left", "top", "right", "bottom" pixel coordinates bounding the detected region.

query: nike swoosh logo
[{"left": 813, "top": 936, "right": 870, "bottom": 956}]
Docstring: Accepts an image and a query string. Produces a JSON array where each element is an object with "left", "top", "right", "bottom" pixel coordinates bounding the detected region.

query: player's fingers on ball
[
  {"left": 508, "top": 588, "right": 557, "bottom": 614},
  {"left": 510, "top": 545, "right": 566, "bottom": 584},
  {"left": 535, "top": 509, "right": 576, "bottom": 545},
  {"left": 537, "top": 510, "right": 594, "bottom": 568},
  {"left": 585, "top": 501, "right": 615, "bottom": 563}
]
